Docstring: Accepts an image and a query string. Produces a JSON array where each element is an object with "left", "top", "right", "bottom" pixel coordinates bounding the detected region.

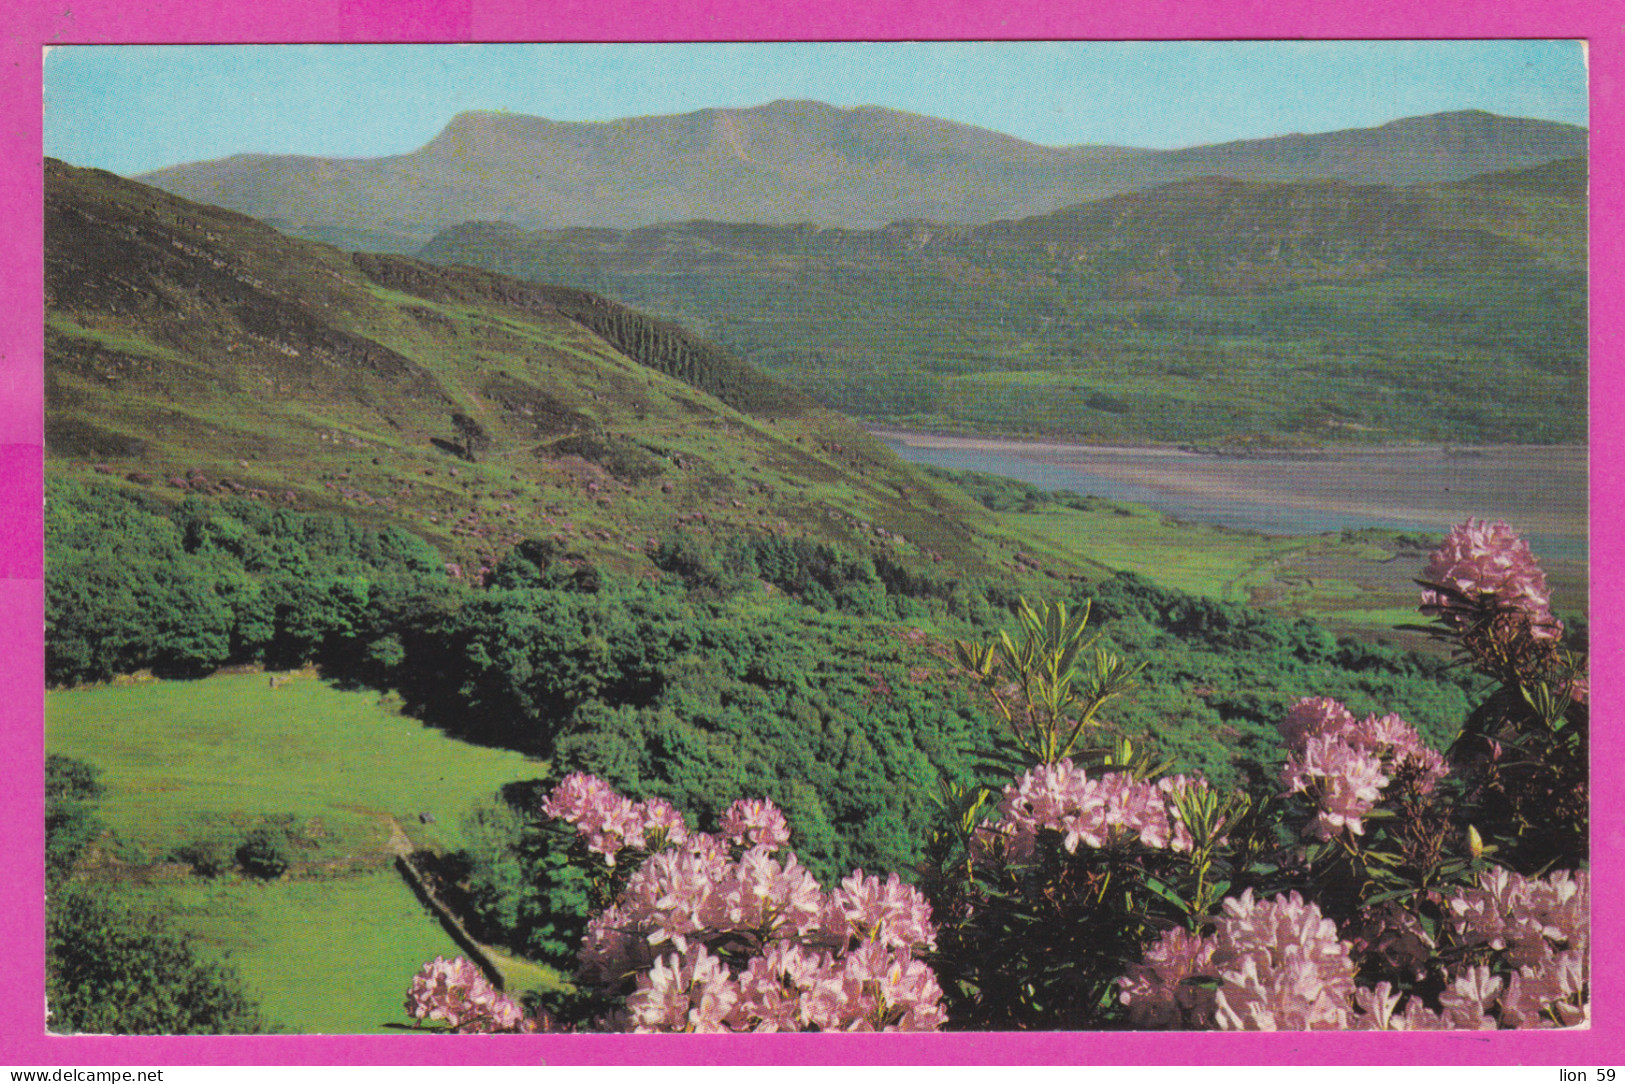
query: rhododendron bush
[{"left": 406, "top": 519, "right": 1586, "bottom": 1032}]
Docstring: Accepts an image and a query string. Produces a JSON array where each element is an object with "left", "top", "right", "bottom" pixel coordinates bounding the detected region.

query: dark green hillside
[
  {"left": 45, "top": 159, "right": 1044, "bottom": 583},
  {"left": 421, "top": 159, "right": 1586, "bottom": 445}
]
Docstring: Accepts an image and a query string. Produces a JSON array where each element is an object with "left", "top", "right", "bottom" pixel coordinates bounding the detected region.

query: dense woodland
[{"left": 46, "top": 477, "right": 1504, "bottom": 1005}]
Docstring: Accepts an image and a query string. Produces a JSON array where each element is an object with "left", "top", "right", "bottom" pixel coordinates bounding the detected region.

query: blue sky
[{"left": 44, "top": 41, "right": 1588, "bottom": 176}]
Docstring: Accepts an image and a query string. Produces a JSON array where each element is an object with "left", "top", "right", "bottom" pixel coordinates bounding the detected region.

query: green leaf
[{"left": 1140, "top": 875, "right": 1192, "bottom": 915}]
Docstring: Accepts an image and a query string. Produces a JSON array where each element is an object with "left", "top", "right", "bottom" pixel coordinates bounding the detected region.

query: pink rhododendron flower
[
  {"left": 405, "top": 956, "right": 538, "bottom": 1033},
  {"left": 727, "top": 942, "right": 842, "bottom": 1032},
  {"left": 833, "top": 941, "right": 948, "bottom": 1032},
  {"left": 619, "top": 843, "right": 731, "bottom": 952},
  {"left": 987, "top": 760, "right": 1199, "bottom": 863},
  {"left": 824, "top": 870, "right": 937, "bottom": 952},
  {"left": 1277, "top": 700, "right": 1448, "bottom": 838},
  {"left": 1446, "top": 867, "right": 1589, "bottom": 969},
  {"left": 542, "top": 772, "right": 647, "bottom": 865},
  {"left": 1421, "top": 519, "right": 1561, "bottom": 639},
  {"left": 1210, "top": 890, "right": 1359, "bottom": 1031},
  {"left": 1118, "top": 926, "right": 1220, "bottom": 1028},
  {"left": 1281, "top": 734, "right": 1389, "bottom": 839},
  {"left": 720, "top": 798, "right": 792, "bottom": 850},
  {"left": 711, "top": 845, "right": 826, "bottom": 941},
  {"left": 1120, "top": 890, "right": 1359, "bottom": 1031},
  {"left": 635, "top": 797, "right": 690, "bottom": 849},
  {"left": 624, "top": 944, "right": 740, "bottom": 1033}
]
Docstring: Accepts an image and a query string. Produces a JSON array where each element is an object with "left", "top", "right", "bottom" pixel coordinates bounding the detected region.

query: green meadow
[
  {"left": 46, "top": 673, "right": 545, "bottom": 858},
  {"left": 47, "top": 673, "right": 566, "bottom": 1033}
]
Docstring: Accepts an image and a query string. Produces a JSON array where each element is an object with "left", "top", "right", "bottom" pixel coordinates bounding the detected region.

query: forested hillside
[
  {"left": 44, "top": 159, "right": 1573, "bottom": 1035},
  {"left": 422, "top": 159, "right": 1586, "bottom": 444}
]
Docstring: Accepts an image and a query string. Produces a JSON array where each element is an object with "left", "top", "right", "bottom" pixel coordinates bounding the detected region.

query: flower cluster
[
  {"left": 978, "top": 759, "right": 1208, "bottom": 863},
  {"left": 1440, "top": 867, "right": 1589, "bottom": 1027},
  {"left": 550, "top": 776, "right": 945, "bottom": 1033},
  {"left": 1117, "top": 926, "right": 1219, "bottom": 1028},
  {"left": 1277, "top": 698, "right": 1448, "bottom": 841},
  {"left": 1421, "top": 518, "right": 1561, "bottom": 639},
  {"left": 1118, "top": 890, "right": 1357, "bottom": 1029},
  {"left": 405, "top": 955, "right": 543, "bottom": 1033},
  {"left": 541, "top": 772, "right": 691, "bottom": 865},
  {"left": 1119, "top": 869, "right": 1590, "bottom": 1031}
]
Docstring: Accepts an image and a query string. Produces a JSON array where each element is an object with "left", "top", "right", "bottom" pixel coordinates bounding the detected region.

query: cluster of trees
[
  {"left": 47, "top": 480, "right": 1492, "bottom": 989},
  {"left": 46, "top": 479, "right": 453, "bottom": 686},
  {"left": 45, "top": 755, "right": 265, "bottom": 1035}
]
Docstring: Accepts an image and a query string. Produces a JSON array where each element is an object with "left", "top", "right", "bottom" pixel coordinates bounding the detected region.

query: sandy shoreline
[
  {"left": 867, "top": 427, "right": 1587, "bottom": 464},
  {"left": 871, "top": 428, "right": 1589, "bottom": 544}
]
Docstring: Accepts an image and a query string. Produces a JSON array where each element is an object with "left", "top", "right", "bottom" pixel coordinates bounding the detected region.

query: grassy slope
[
  {"left": 45, "top": 674, "right": 542, "bottom": 858},
  {"left": 118, "top": 873, "right": 469, "bottom": 1034},
  {"left": 45, "top": 160, "right": 1498, "bottom": 649},
  {"left": 418, "top": 161, "right": 1586, "bottom": 446},
  {"left": 47, "top": 673, "right": 563, "bottom": 1032},
  {"left": 44, "top": 160, "right": 1042, "bottom": 587}
]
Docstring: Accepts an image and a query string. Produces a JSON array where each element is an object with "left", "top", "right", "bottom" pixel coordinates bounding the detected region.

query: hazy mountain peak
[{"left": 138, "top": 103, "right": 1587, "bottom": 253}]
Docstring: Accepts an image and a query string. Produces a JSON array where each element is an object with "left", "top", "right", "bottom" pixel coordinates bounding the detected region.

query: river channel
[{"left": 875, "top": 430, "right": 1589, "bottom": 564}]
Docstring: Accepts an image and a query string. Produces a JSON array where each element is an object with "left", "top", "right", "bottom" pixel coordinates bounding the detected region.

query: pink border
[{"left": 6, "top": 0, "right": 1618, "bottom": 1066}]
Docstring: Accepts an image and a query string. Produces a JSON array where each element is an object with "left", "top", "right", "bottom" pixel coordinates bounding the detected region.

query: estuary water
[{"left": 875, "top": 430, "right": 1589, "bottom": 563}]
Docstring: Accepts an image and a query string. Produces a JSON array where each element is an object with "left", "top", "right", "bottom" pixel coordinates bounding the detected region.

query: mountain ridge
[
  {"left": 134, "top": 103, "right": 1586, "bottom": 253},
  {"left": 45, "top": 158, "right": 1045, "bottom": 581},
  {"left": 418, "top": 156, "right": 1587, "bottom": 446}
]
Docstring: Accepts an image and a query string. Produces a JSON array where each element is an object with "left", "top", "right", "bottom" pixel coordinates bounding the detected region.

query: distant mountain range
[
  {"left": 420, "top": 157, "right": 1587, "bottom": 445},
  {"left": 136, "top": 101, "right": 1586, "bottom": 253}
]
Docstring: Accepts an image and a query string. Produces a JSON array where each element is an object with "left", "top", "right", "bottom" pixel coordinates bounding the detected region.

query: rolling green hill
[
  {"left": 45, "top": 158, "right": 1038, "bottom": 582},
  {"left": 134, "top": 102, "right": 1585, "bottom": 252},
  {"left": 47, "top": 159, "right": 1518, "bottom": 633},
  {"left": 419, "top": 158, "right": 1586, "bottom": 445}
]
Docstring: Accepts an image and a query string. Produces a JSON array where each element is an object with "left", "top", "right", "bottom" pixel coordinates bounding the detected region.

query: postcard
[{"left": 7, "top": 12, "right": 1620, "bottom": 1070}]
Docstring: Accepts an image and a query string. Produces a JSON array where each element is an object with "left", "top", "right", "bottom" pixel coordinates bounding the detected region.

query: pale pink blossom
[
  {"left": 635, "top": 797, "right": 690, "bottom": 848},
  {"left": 727, "top": 942, "right": 841, "bottom": 1032},
  {"left": 1121, "top": 891, "right": 1359, "bottom": 1031},
  {"left": 1446, "top": 867, "right": 1589, "bottom": 969},
  {"left": 1277, "top": 701, "right": 1449, "bottom": 836},
  {"left": 1118, "top": 926, "right": 1220, "bottom": 1028},
  {"left": 542, "top": 772, "right": 646, "bottom": 864},
  {"left": 1421, "top": 519, "right": 1562, "bottom": 639},
  {"left": 720, "top": 798, "right": 792, "bottom": 850},
  {"left": 833, "top": 941, "right": 948, "bottom": 1032},
  {"left": 624, "top": 944, "right": 740, "bottom": 1032},
  {"left": 404, "top": 956, "right": 536, "bottom": 1033},
  {"left": 710, "top": 845, "right": 826, "bottom": 941},
  {"left": 1210, "top": 891, "right": 1358, "bottom": 1031},
  {"left": 823, "top": 869, "right": 937, "bottom": 952},
  {"left": 1437, "top": 965, "right": 1503, "bottom": 1029},
  {"left": 1280, "top": 734, "right": 1389, "bottom": 840},
  {"left": 620, "top": 844, "right": 731, "bottom": 952},
  {"left": 989, "top": 760, "right": 1198, "bottom": 863}
]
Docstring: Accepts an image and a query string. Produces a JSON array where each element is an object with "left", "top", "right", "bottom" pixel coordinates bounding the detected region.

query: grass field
[
  {"left": 994, "top": 502, "right": 1439, "bottom": 635},
  {"left": 117, "top": 872, "right": 469, "bottom": 1034},
  {"left": 46, "top": 673, "right": 546, "bottom": 860},
  {"left": 47, "top": 674, "right": 566, "bottom": 1033}
]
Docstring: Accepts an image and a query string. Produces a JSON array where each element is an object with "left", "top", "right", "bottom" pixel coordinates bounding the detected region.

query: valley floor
[{"left": 876, "top": 429, "right": 1588, "bottom": 642}]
